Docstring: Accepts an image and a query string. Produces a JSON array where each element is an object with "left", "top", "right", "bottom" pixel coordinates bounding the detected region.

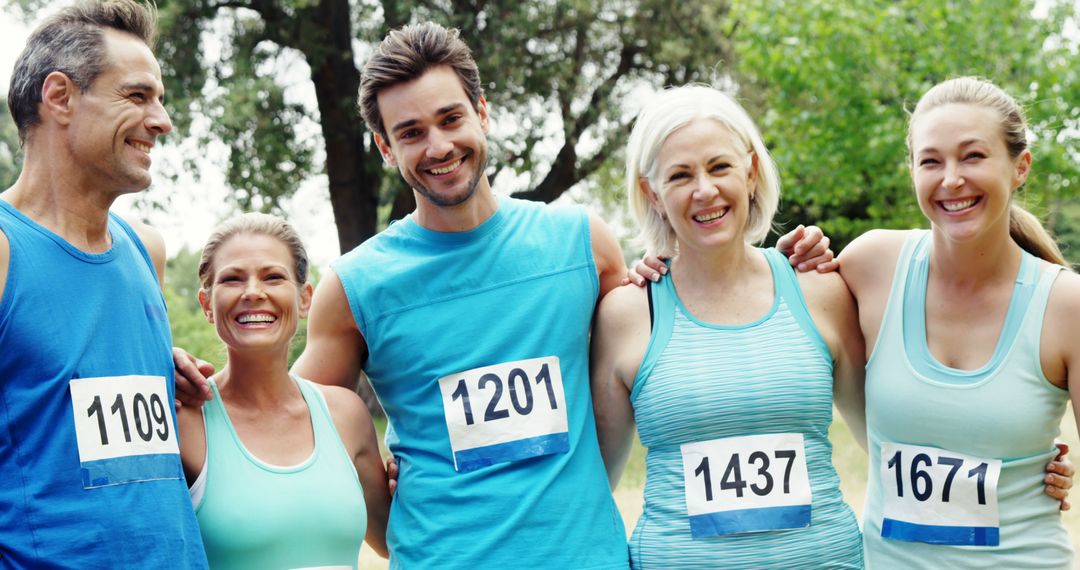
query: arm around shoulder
[
  {"left": 291, "top": 271, "right": 368, "bottom": 390},
  {"left": 591, "top": 283, "right": 651, "bottom": 489},
  {"left": 796, "top": 270, "right": 867, "bottom": 450},
  {"left": 589, "top": 213, "right": 629, "bottom": 298},
  {"left": 319, "top": 384, "right": 390, "bottom": 558}
]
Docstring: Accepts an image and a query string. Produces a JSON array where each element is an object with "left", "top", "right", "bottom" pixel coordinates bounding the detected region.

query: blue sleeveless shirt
[
  {"left": 0, "top": 200, "right": 207, "bottom": 568},
  {"left": 864, "top": 231, "right": 1071, "bottom": 568},
  {"left": 333, "top": 196, "right": 628, "bottom": 569},
  {"left": 629, "top": 248, "right": 862, "bottom": 569}
]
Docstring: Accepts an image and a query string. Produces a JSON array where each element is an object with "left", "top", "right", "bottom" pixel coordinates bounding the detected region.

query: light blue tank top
[
  {"left": 629, "top": 248, "right": 862, "bottom": 569},
  {"left": 864, "top": 230, "right": 1072, "bottom": 568},
  {"left": 194, "top": 376, "right": 366, "bottom": 569},
  {"left": 332, "top": 196, "right": 628, "bottom": 569},
  {"left": 0, "top": 200, "right": 206, "bottom": 568}
]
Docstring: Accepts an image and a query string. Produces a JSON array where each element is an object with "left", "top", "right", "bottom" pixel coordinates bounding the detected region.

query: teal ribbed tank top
[
  {"left": 195, "top": 376, "right": 366, "bottom": 569},
  {"left": 629, "top": 248, "right": 862, "bottom": 569},
  {"left": 864, "top": 231, "right": 1072, "bottom": 568}
]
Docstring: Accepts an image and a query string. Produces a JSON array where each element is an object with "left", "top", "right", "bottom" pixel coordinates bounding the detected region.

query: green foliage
[
  {"left": 0, "top": 96, "right": 20, "bottom": 189},
  {"left": 732, "top": 0, "right": 1080, "bottom": 250}
]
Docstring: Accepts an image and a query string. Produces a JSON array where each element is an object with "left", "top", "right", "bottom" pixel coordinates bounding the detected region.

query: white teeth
[
  {"left": 942, "top": 198, "right": 977, "bottom": 212},
  {"left": 237, "top": 314, "right": 275, "bottom": 324},
  {"left": 694, "top": 208, "right": 728, "bottom": 223},
  {"left": 129, "top": 141, "right": 151, "bottom": 153},
  {"left": 428, "top": 159, "right": 461, "bottom": 175}
]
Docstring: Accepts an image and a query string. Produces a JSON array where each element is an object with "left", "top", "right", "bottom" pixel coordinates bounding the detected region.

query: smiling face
[
  {"left": 909, "top": 103, "right": 1030, "bottom": 244},
  {"left": 644, "top": 118, "right": 757, "bottom": 254},
  {"left": 199, "top": 233, "right": 313, "bottom": 355},
  {"left": 372, "top": 65, "right": 490, "bottom": 209},
  {"left": 66, "top": 29, "right": 172, "bottom": 195}
]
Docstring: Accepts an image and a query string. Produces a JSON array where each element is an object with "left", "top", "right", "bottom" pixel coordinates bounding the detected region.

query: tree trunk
[{"left": 304, "top": 0, "right": 384, "bottom": 415}]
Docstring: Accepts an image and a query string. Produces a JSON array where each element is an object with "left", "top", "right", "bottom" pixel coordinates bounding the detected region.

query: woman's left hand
[{"left": 1045, "top": 442, "right": 1074, "bottom": 511}]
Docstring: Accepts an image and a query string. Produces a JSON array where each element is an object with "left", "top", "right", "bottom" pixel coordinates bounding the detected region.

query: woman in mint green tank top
[
  {"left": 175, "top": 213, "right": 391, "bottom": 569},
  {"left": 838, "top": 77, "right": 1080, "bottom": 568},
  {"left": 593, "top": 85, "right": 868, "bottom": 568}
]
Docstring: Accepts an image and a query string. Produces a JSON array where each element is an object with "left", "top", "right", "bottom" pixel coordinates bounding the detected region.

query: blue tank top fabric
[
  {"left": 864, "top": 230, "right": 1072, "bottom": 568},
  {"left": 0, "top": 200, "right": 207, "bottom": 568},
  {"left": 193, "top": 376, "right": 366, "bottom": 569},
  {"left": 628, "top": 247, "right": 862, "bottom": 569},
  {"left": 332, "top": 196, "right": 628, "bottom": 569}
]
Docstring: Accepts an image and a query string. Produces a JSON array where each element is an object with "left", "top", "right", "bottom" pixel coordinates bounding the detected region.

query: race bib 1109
[
  {"left": 880, "top": 442, "right": 1002, "bottom": 546},
  {"left": 681, "top": 433, "right": 812, "bottom": 538},
  {"left": 438, "top": 356, "right": 569, "bottom": 472},
  {"left": 69, "top": 375, "right": 181, "bottom": 488}
]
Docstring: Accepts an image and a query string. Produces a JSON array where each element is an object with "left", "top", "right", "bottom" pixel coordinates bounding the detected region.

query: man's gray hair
[{"left": 7, "top": 0, "right": 157, "bottom": 143}]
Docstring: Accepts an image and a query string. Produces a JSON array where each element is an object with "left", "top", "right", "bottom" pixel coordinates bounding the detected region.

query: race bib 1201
[
  {"left": 681, "top": 433, "right": 812, "bottom": 538},
  {"left": 880, "top": 442, "right": 1002, "bottom": 546},
  {"left": 69, "top": 375, "right": 181, "bottom": 488},
  {"left": 438, "top": 356, "right": 569, "bottom": 472}
]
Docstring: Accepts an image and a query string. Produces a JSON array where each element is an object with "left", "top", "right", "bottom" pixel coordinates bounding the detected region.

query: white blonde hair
[{"left": 626, "top": 85, "right": 780, "bottom": 256}]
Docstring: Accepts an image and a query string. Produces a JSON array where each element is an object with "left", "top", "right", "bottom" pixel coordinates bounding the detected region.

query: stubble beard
[{"left": 411, "top": 146, "right": 488, "bottom": 208}]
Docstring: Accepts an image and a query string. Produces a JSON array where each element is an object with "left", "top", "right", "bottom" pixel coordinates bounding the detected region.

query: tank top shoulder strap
[
  {"left": 762, "top": 247, "right": 831, "bottom": 363},
  {"left": 631, "top": 263, "right": 678, "bottom": 402},
  {"left": 293, "top": 376, "right": 337, "bottom": 443},
  {"left": 869, "top": 230, "right": 928, "bottom": 361},
  {"left": 1014, "top": 259, "right": 1065, "bottom": 351},
  {"left": 108, "top": 213, "right": 159, "bottom": 281}
]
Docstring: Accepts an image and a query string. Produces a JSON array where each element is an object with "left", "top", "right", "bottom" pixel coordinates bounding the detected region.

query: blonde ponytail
[{"left": 1008, "top": 203, "right": 1067, "bottom": 266}]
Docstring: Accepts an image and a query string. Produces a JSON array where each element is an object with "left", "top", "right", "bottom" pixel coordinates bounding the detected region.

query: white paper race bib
[
  {"left": 880, "top": 442, "right": 1002, "bottom": 546},
  {"left": 681, "top": 433, "right": 812, "bottom": 538},
  {"left": 438, "top": 356, "right": 569, "bottom": 472},
  {"left": 69, "top": 375, "right": 181, "bottom": 488}
]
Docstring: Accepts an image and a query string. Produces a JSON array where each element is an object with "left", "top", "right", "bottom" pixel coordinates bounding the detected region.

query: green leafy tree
[
  {"left": 8, "top": 0, "right": 744, "bottom": 253},
  {"left": 732, "top": 0, "right": 1080, "bottom": 251},
  {"left": 0, "top": 96, "right": 20, "bottom": 189}
]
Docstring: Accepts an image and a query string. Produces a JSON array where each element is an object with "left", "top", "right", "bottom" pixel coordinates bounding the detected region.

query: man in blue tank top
[
  {"left": 168, "top": 21, "right": 833, "bottom": 569},
  {"left": 0, "top": 2, "right": 207, "bottom": 567}
]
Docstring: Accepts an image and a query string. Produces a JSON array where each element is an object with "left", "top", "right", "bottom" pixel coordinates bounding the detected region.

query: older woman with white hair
[{"left": 591, "top": 85, "right": 866, "bottom": 568}]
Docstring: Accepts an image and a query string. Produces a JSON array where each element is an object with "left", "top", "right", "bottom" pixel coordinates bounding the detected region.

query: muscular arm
[
  {"left": 126, "top": 217, "right": 167, "bottom": 289},
  {"left": 590, "top": 284, "right": 651, "bottom": 489},
  {"left": 320, "top": 385, "right": 390, "bottom": 558},
  {"left": 589, "top": 213, "right": 629, "bottom": 298},
  {"left": 797, "top": 270, "right": 867, "bottom": 450},
  {"left": 0, "top": 228, "right": 8, "bottom": 302},
  {"left": 291, "top": 271, "right": 368, "bottom": 389}
]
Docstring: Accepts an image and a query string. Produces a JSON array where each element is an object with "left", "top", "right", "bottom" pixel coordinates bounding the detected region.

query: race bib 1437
[
  {"left": 681, "top": 433, "right": 812, "bottom": 539},
  {"left": 880, "top": 442, "right": 1002, "bottom": 546},
  {"left": 438, "top": 356, "right": 569, "bottom": 472},
  {"left": 69, "top": 375, "right": 181, "bottom": 488}
]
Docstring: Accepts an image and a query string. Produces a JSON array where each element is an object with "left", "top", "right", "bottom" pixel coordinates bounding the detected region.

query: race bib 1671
[
  {"left": 880, "top": 442, "right": 1002, "bottom": 546},
  {"left": 69, "top": 375, "right": 181, "bottom": 488},
  {"left": 438, "top": 356, "right": 569, "bottom": 472},
  {"left": 681, "top": 433, "right": 813, "bottom": 539}
]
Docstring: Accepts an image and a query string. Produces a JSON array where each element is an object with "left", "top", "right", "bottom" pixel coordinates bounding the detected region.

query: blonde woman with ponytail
[{"left": 841, "top": 77, "right": 1079, "bottom": 568}]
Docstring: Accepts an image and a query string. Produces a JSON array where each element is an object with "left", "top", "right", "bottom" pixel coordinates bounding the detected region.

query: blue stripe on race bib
[
  {"left": 81, "top": 453, "right": 183, "bottom": 488},
  {"left": 454, "top": 432, "right": 570, "bottom": 472},
  {"left": 689, "top": 504, "right": 811, "bottom": 539},
  {"left": 881, "top": 518, "right": 1000, "bottom": 547}
]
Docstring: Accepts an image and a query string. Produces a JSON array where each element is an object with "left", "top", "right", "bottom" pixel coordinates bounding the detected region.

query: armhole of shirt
[
  {"left": 110, "top": 214, "right": 160, "bottom": 284},
  {"left": 631, "top": 269, "right": 677, "bottom": 403},
  {"left": 764, "top": 248, "right": 831, "bottom": 366},
  {"left": 866, "top": 230, "right": 926, "bottom": 367},
  {"left": 329, "top": 259, "right": 369, "bottom": 340},
  {"left": 189, "top": 407, "right": 209, "bottom": 510}
]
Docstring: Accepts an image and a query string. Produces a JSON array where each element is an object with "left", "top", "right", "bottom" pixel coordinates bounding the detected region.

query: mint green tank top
[
  {"left": 864, "top": 231, "right": 1072, "bottom": 568},
  {"left": 195, "top": 376, "right": 366, "bottom": 569}
]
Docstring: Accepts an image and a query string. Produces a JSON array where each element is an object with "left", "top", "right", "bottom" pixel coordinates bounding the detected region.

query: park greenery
[{"left": 2, "top": 0, "right": 1079, "bottom": 392}]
